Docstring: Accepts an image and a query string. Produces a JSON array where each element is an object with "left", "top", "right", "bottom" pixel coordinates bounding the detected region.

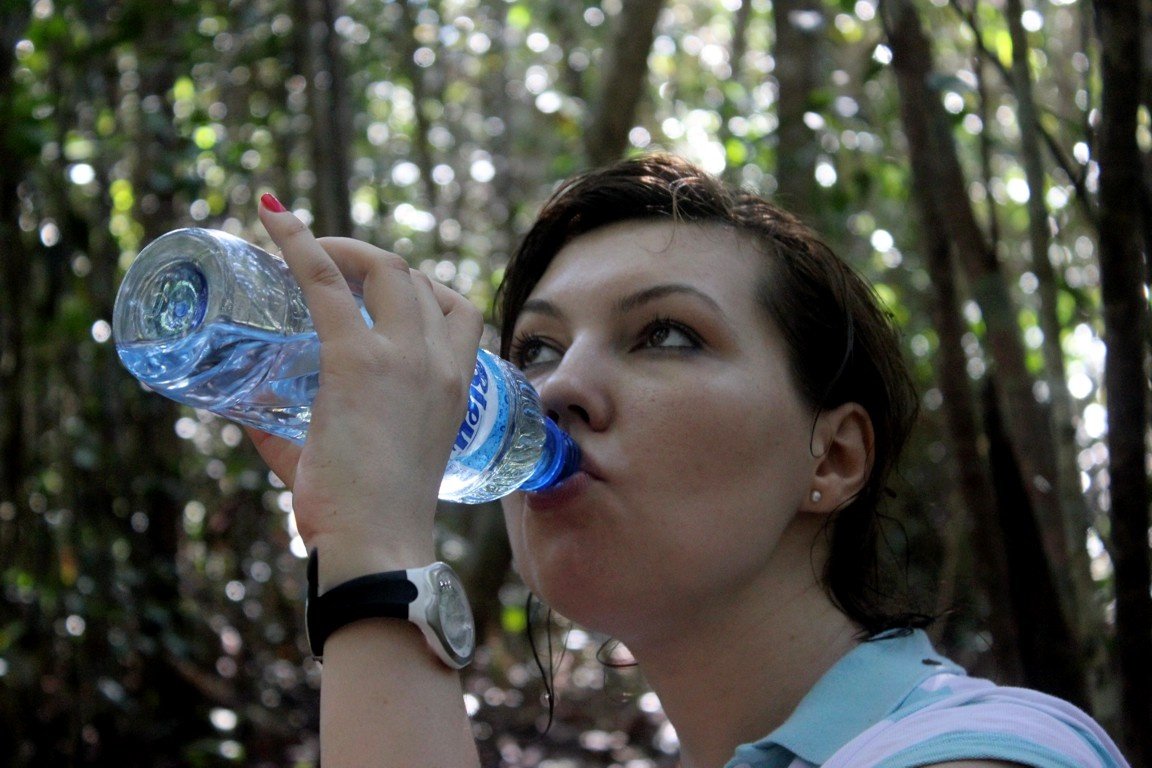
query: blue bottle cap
[{"left": 518, "top": 420, "right": 581, "bottom": 492}]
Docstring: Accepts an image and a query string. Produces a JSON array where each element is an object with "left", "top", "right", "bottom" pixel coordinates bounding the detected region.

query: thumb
[{"left": 245, "top": 426, "right": 302, "bottom": 489}]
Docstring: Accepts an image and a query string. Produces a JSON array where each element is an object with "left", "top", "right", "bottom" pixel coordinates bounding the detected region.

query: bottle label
[{"left": 450, "top": 356, "right": 500, "bottom": 460}]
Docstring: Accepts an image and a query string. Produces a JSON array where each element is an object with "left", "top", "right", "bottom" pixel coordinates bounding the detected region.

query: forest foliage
[{"left": 0, "top": 0, "right": 1148, "bottom": 765}]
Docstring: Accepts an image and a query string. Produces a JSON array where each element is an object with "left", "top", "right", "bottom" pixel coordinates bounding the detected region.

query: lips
[
  {"left": 575, "top": 452, "right": 604, "bottom": 481},
  {"left": 525, "top": 465, "right": 595, "bottom": 512}
]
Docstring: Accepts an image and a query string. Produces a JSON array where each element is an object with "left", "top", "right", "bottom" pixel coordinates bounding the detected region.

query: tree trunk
[
  {"left": 585, "top": 0, "right": 665, "bottom": 167},
  {"left": 1004, "top": 0, "right": 1065, "bottom": 394},
  {"left": 1092, "top": 0, "right": 1152, "bottom": 761},
  {"left": 1142, "top": 0, "right": 1152, "bottom": 301},
  {"left": 1004, "top": 0, "right": 1087, "bottom": 593},
  {"left": 295, "top": 0, "right": 353, "bottom": 236},
  {"left": 773, "top": 0, "right": 824, "bottom": 221},
  {"left": 0, "top": 1, "right": 31, "bottom": 517},
  {"left": 919, "top": 212, "right": 1025, "bottom": 684},
  {"left": 397, "top": 0, "right": 448, "bottom": 255},
  {"left": 884, "top": 0, "right": 1092, "bottom": 708},
  {"left": 718, "top": 0, "right": 755, "bottom": 185},
  {"left": 894, "top": 0, "right": 1023, "bottom": 684},
  {"left": 971, "top": 15, "right": 1003, "bottom": 251},
  {"left": 480, "top": 0, "right": 520, "bottom": 264},
  {"left": 729, "top": 0, "right": 754, "bottom": 85}
]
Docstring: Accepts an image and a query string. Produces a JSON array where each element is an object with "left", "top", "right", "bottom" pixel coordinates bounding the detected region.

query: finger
[
  {"left": 409, "top": 268, "right": 451, "bottom": 343},
  {"left": 245, "top": 425, "right": 302, "bottom": 489},
  {"left": 257, "top": 199, "right": 367, "bottom": 339},
  {"left": 410, "top": 270, "right": 463, "bottom": 374},
  {"left": 354, "top": 249, "right": 427, "bottom": 342},
  {"left": 407, "top": 273, "right": 481, "bottom": 430},
  {"left": 427, "top": 279, "right": 484, "bottom": 379},
  {"left": 315, "top": 237, "right": 412, "bottom": 295}
]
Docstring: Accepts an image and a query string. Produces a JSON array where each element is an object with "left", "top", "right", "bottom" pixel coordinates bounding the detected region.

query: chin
[{"left": 519, "top": 556, "right": 648, "bottom": 639}]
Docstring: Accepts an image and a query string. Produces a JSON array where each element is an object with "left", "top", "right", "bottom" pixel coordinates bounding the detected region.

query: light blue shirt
[{"left": 723, "top": 630, "right": 1129, "bottom": 768}]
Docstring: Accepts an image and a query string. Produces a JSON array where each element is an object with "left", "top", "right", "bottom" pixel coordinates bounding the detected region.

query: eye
[
  {"left": 509, "top": 334, "right": 563, "bottom": 369},
  {"left": 639, "top": 319, "right": 701, "bottom": 351}
]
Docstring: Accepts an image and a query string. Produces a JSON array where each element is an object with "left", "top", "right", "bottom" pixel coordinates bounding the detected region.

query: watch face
[{"left": 435, "top": 568, "right": 475, "bottom": 657}]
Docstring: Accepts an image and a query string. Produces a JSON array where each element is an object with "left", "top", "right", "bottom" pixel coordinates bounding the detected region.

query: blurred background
[{"left": 0, "top": 0, "right": 1148, "bottom": 765}]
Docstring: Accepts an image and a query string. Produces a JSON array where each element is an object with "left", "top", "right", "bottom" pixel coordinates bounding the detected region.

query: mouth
[
  {"left": 525, "top": 468, "right": 593, "bottom": 512},
  {"left": 576, "top": 452, "right": 605, "bottom": 481}
]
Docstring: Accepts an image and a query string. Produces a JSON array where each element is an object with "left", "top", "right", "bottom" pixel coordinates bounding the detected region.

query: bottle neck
[{"left": 519, "top": 420, "right": 581, "bottom": 492}]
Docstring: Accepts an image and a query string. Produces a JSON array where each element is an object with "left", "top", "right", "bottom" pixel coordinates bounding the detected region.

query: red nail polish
[{"left": 260, "top": 193, "right": 287, "bottom": 213}]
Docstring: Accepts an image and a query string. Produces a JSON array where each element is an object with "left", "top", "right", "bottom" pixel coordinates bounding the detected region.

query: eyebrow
[
  {"left": 517, "top": 283, "right": 728, "bottom": 322},
  {"left": 616, "top": 283, "right": 725, "bottom": 315}
]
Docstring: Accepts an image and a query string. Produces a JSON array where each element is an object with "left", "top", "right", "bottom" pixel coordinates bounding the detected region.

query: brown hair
[{"left": 497, "top": 153, "right": 929, "bottom": 635}]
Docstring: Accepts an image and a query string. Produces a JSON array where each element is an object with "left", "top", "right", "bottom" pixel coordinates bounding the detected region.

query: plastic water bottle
[{"left": 112, "top": 227, "right": 580, "bottom": 503}]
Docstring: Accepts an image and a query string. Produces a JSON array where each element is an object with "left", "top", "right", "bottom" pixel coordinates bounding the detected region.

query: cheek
[
  {"left": 500, "top": 496, "right": 527, "bottom": 563},
  {"left": 627, "top": 378, "right": 814, "bottom": 530},
  {"left": 649, "top": 379, "right": 788, "bottom": 467},
  {"left": 499, "top": 496, "right": 564, "bottom": 596}
]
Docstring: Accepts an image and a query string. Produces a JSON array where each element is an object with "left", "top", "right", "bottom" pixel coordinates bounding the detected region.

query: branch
[{"left": 945, "top": 0, "right": 1100, "bottom": 231}]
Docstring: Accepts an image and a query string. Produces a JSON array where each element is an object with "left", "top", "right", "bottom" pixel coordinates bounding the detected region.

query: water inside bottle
[
  {"left": 117, "top": 320, "right": 319, "bottom": 442},
  {"left": 112, "top": 232, "right": 580, "bottom": 499},
  {"left": 439, "top": 365, "right": 553, "bottom": 503}
]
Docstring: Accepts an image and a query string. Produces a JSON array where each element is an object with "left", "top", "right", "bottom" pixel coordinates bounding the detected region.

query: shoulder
[{"left": 828, "top": 674, "right": 1129, "bottom": 768}]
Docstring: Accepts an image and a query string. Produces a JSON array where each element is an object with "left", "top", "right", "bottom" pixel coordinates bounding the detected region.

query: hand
[{"left": 248, "top": 199, "right": 484, "bottom": 587}]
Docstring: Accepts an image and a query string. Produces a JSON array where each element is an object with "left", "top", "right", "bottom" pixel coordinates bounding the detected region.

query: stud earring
[{"left": 810, "top": 490, "right": 822, "bottom": 503}]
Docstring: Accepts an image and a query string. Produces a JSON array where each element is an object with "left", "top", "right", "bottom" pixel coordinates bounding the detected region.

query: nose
[{"left": 533, "top": 340, "right": 613, "bottom": 433}]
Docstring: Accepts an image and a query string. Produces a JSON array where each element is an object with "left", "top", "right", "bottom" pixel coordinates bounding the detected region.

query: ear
[{"left": 803, "top": 402, "right": 874, "bottom": 514}]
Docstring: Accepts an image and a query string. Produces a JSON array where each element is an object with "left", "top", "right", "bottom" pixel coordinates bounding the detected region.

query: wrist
[
  {"left": 305, "top": 549, "right": 476, "bottom": 668},
  {"left": 307, "top": 531, "right": 436, "bottom": 593}
]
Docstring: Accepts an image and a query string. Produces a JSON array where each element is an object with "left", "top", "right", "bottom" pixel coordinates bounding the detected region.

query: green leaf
[
  {"left": 502, "top": 603, "right": 527, "bottom": 634},
  {"left": 507, "top": 4, "right": 531, "bottom": 30}
]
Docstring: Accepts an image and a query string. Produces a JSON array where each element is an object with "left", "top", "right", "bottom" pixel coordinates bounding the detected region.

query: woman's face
[{"left": 501, "top": 220, "right": 825, "bottom": 643}]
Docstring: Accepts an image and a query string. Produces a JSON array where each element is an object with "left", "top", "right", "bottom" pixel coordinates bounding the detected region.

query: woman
[{"left": 249, "top": 154, "right": 1128, "bottom": 767}]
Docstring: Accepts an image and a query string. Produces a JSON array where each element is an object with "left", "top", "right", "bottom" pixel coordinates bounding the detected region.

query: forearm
[
  {"left": 320, "top": 618, "right": 479, "bottom": 767},
  {"left": 248, "top": 206, "right": 485, "bottom": 765}
]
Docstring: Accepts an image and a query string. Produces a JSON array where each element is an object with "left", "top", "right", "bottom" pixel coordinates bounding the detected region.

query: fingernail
[{"left": 260, "top": 193, "right": 287, "bottom": 213}]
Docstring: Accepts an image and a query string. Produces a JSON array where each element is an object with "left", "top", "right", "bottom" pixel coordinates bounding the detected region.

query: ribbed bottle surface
[{"left": 113, "top": 228, "right": 579, "bottom": 503}]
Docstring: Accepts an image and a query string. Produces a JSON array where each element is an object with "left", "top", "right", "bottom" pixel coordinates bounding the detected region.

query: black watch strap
[{"left": 305, "top": 549, "right": 419, "bottom": 659}]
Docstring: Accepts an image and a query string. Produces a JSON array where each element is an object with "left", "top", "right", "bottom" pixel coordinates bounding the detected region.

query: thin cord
[{"left": 525, "top": 593, "right": 556, "bottom": 732}]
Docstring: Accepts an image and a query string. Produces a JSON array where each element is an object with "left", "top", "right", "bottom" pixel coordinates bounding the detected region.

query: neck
[{"left": 623, "top": 528, "right": 862, "bottom": 768}]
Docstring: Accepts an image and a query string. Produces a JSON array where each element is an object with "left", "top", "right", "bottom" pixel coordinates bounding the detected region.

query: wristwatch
[{"left": 305, "top": 549, "right": 476, "bottom": 669}]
